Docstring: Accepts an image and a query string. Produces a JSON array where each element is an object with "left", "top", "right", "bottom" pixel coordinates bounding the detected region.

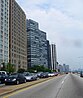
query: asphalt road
[{"left": 3, "top": 74, "right": 83, "bottom": 98}]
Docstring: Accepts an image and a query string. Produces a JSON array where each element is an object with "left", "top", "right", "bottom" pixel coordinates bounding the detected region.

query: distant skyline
[{"left": 16, "top": 0, "right": 83, "bottom": 70}]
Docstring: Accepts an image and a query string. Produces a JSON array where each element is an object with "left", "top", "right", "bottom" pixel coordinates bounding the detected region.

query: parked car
[
  {"left": 0, "top": 71, "right": 7, "bottom": 75},
  {"left": 0, "top": 73, "right": 8, "bottom": 83},
  {"left": 37, "top": 72, "right": 43, "bottom": 78},
  {"left": 80, "top": 72, "right": 83, "bottom": 77},
  {"left": 39, "top": 72, "right": 49, "bottom": 78},
  {"left": 5, "top": 73, "right": 26, "bottom": 85},
  {"left": 48, "top": 72, "right": 55, "bottom": 77},
  {"left": 54, "top": 72, "right": 58, "bottom": 76},
  {"left": 24, "top": 73, "right": 37, "bottom": 81}
]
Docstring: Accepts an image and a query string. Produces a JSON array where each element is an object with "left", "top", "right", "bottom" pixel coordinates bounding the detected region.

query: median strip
[{"left": 0, "top": 76, "right": 57, "bottom": 97}]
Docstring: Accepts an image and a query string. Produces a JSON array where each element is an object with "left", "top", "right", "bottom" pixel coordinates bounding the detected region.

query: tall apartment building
[
  {"left": 9, "top": 0, "right": 27, "bottom": 71},
  {"left": 47, "top": 40, "right": 51, "bottom": 69},
  {"left": 63, "top": 64, "right": 69, "bottom": 73},
  {"left": 39, "top": 30, "right": 48, "bottom": 68},
  {"left": 0, "top": 0, "right": 9, "bottom": 66},
  {"left": 51, "top": 44, "right": 57, "bottom": 71},
  {"left": 27, "top": 19, "right": 48, "bottom": 68}
]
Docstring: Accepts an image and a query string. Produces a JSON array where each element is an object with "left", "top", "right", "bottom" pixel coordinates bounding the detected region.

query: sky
[{"left": 16, "top": 0, "right": 83, "bottom": 70}]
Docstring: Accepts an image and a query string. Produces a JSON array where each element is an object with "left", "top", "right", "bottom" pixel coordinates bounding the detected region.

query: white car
[
  {"left": 48, "top": 73, "right": 55, "bottom": 77},
  {"left": 0, "top": 71, "right": 7, "bottom": 75}
]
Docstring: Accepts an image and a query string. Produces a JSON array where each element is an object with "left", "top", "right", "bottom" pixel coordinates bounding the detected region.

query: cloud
[
  {"left": 60, "top": 37, "right": 83, "bottom": 48},
  {"left": 26, "top": 7, "right": 83, "bottom": 44},
  {"left": 16, "top": 0, "right": 83, "bottom": 69},
  {"left": 74, "top": 40, "right": 83, "bottom": 48}
]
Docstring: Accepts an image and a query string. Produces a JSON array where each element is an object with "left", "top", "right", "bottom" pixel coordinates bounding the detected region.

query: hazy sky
[{"left": 16, "top": 0, "right": 83, "bottom": 70}]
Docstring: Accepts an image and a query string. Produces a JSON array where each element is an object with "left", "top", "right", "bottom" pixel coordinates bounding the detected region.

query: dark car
[
  {"left": 5, "top": 73, "right": 26, "bottom": 85},
  {"left": 40, "top": 72, "right": 49, "bottom": 78},
  {"left": 80, "top": 72, "right": 83, "bottom": 77},
  {"left": 0, "top": 73, "right": 8, "bottom": 83},
  {"left": 37, "top": 72, "right": 43, "bottom": 78}
]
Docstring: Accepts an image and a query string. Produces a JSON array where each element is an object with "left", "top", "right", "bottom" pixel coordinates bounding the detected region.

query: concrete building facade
[
  {"left": 0, "top": 0, "right": 9, "bottom": 66},
  {"left": 47, "top": 40, "right": 51, "bottom": 69},
  {"left": 39, "top": 30, "right": 48, "bottom": 68},
  {"left": 51, "top": 44, "right": 57, "bottom": 71},
  {"left": 63, "top": 64, "right": 69, "bottom": 73},
  {"left": 9, "top": 0, "right": 27, "bottom": 71},
  {"left": 27, "top": 19, "right": 48, "bottom": 68}
]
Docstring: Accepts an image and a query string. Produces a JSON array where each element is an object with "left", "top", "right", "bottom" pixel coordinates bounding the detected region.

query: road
[{"left": 3, "top": 74, "right": 83, "bottom": 98}]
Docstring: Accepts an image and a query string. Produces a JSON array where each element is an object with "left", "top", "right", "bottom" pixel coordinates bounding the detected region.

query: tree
[
  {"left": 28, "top": 65, "right": 52, "bottom": 72},
  {"left": 6, "top": 63, "right": 15, "bottom": 73},
  {"left": 17, "top": 68, "right": 25, "bottom": 73},
  {"left": 27, "top": 69, "right": 35, "bottom": 73}
]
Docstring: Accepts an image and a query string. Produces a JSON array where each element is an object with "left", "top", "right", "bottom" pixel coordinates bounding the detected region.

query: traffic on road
[
  {"left": 1, "top": 73, "right": 83, "bottom": 98},
  {"left": 1, "top": 71, "right": 83, "bottom": 98},
  {"left": 0, "top": 71, "right": 59, "bottom": 85}
]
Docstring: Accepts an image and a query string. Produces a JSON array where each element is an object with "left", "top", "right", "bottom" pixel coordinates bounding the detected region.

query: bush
[
  {"left": 6, "top": 63, "right": 15, "bottom": 74},
  {"left": 17, "top": 68, "right": 25, "bottom": 73},
  {"left": 28, "top": 65, "right": 52, "bottom": 72}
]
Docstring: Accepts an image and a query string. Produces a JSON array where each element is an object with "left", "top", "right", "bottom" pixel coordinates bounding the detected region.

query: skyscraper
[
  {"left": 47, "top": 40, "right": 51, "bottom": 69},
  {"left": 27, "top": 19, "right": 39, "bottom": 68},
  {"left": 39, "top": 30, "right": 48, "bottom": 68},
  {"left": 51, "top": 44, "right": 57, "bottom": 71},
  {"left": 63, "top": 64, "right": 69, "bottom": 73},
  {"left": 27, "top": 19, "right": 48, "bottom": 68},
  {"left": 9, "top": 0, "right": 27, "bottom": 71},
  {"left": 0, "top": 0, "right": 9, "bottom": 66}
]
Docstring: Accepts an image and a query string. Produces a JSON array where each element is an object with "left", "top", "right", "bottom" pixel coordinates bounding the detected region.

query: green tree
[
  {"left": 17, "top": 68, "right": 25, "bottom": 73},
  {"left": 6, "top": 63, "right": 15, "bottom": 73},
  {"left": 28, "top": 65, "right": 52, "bottom": 72},
  {"left": 27, "top": 69, "right": 35, "bottom": 73}
]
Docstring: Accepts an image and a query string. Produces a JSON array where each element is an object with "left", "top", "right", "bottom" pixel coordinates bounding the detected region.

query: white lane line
[
  {"left": 61, "top": 81, "right": 64, "bottom": 84},
  {"left": 55, "top": 74, "right": 69, "bottom": 98},
  {"left": 61, "top": 75, "right": 68, "bottom": 85}
]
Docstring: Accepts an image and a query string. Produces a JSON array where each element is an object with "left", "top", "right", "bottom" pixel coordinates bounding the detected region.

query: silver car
[{"left": 24, "top": 73, "right": 37, "bottom": 81}]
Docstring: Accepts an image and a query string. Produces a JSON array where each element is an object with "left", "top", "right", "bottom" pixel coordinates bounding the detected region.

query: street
[{"left": 3, "top": 74, "right": 83, "bottom": 98}]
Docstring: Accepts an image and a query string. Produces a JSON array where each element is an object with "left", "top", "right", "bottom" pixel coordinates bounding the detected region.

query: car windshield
[
  {"left": 30, "top": 73, "right": 34, "bottom": 75},
  {"left": 9, "top": 74, "right": 17, "bottom": 78},
  {"left": 25, "top": 73, "right": 30, "bottom": 76}
]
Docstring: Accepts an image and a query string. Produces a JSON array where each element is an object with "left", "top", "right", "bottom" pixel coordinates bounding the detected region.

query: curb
[{"left": 0, "top": 84, "right": 5, "bottom": 88}]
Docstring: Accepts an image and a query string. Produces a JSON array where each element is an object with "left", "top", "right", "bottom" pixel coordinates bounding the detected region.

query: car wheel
[
  {"left": 37, "top": 77, "right": 39, "bottom": 80},
  {"left": 24, "top": 79, "right": 26, "bottom": 83},
  {"left": 16, "top": 80, "right": 19, "bottom": 85},
  {"left": 5, "top": 83, "right": 8, "bottom": 85}
]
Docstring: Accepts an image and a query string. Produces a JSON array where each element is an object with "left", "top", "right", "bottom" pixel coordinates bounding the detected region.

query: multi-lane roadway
[{"left": 2, "top": 73, "right": 83, "bottom": 98}]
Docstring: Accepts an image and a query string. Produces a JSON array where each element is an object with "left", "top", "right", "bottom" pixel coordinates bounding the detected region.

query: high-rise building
[
  {"left": 0, "top": 0, "right": 9, "bottom": 66},
  {"left": 27, "top": 19, "right": 39, "bottom": 68},
  {"left": 51, "top": 44, "right": 57, "bottom": 71},
  {"left": 27, "top": 19, "right": 48, "bottom": 68},
  {"left": 58, "top": 64, "right": 63, "bottom": 73},
  {"left": 9, "top": 0, "right": 27, "bottom": 71},
  {"left": 39, "top": 30, "right": 48, "bottom": 68},
  {"left": 47, "top": 40, "right": 51, "bottom": 69},
  {"left": 63, "top": 64, "right": 69, "bottom": 73}
]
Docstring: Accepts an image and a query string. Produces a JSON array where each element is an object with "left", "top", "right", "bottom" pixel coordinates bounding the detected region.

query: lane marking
[
  {"left": 3, "top": 75, "right": 65, "bottom": 98},
  {"left": 61, "top": 81, "right": 64, "bottom": 84},
  {"left": 55, "top": 74, "right": 69, "bottom": 98}
]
